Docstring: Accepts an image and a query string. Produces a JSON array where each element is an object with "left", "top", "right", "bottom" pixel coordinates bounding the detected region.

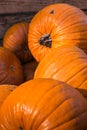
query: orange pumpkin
[
  {"left": 34, "top": 46, "right": 87, "bottom": 98},
  {"left": 0, "top": 78, "right": 87, "bottom": 130},
  {"left": 0, "top": 84, "right": 17, "bottom": 108},
  {"left": 28, "top": 3, "right": 87, "bottom": 62},
  {"left": 0, "top": 47, "right": 24, "bottom": 85},
  {"left": 3, "top": 22, "right": 33, "bottom": 63},
  {"left": 23, "top": 59, "right": 38, "bottom": 81}
]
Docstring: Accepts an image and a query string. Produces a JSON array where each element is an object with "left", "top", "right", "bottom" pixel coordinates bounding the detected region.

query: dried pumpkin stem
[
  {"left": 10, "top": 65, "right": 15, "bottom": 72},
  {"left": 39, "top": 34, "right": 52, "bottom": 48}
]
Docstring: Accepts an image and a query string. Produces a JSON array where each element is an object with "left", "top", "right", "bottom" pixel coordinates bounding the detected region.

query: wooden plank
[
  {"left": 0, "top": 13, "right": 35, "bottom": 40},
  {"left": 0, "top": 0, "right": 86, "bottom": 14}
]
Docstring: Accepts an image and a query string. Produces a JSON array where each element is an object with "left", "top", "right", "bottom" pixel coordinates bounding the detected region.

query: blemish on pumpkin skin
[
  {"left": 50, "top": 10, "right": 54, "bottom": 14},
  {"left": 19, "top": 126, "right": 23, "bottom": 130}
]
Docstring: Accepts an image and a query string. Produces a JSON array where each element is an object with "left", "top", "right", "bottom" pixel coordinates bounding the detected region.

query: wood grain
[{"left": 0, "top": 0, "right": 86, "bottom": 14}]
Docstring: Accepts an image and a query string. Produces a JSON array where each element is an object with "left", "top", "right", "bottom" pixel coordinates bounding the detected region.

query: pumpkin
[
  {"left": 0, "top": 84, "right": 17, "bottom": 108},
  {"left": 0, "top": 78, "right": 87, "bottom": 130},
  {"left": 28, "top": 3, "right": 87, "bottom": 62},
  {"left": 3, "top": 22, "right": 33, "bottom": 63},
  {"left": 34, "top": 46, "right": 87, "bottom": 98},
  {"left": 23, "top": 59, "right": 38, "bottom": 81},
  {"left": 0, "top": 47, "right": 24, "bottom": 85}
]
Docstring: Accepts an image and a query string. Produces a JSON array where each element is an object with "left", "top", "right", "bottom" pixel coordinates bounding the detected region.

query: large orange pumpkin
[
  {"left": 3, "top": 22, "right": 33, "bottom": 63},
  {"left": 0, "top": 84, "right": 17, "bottom": 108},
  {"left": 28, "top": 3, "right": 87, "bottom": 62},
  {"left": 34, "top": 46, "right": 87, "bottom": 98},
  {"left": 0, "top": 78, "right": 87, "bottom": 129},
  {"left": 0, "top": 47, "right": 24, "bottom": 85}
]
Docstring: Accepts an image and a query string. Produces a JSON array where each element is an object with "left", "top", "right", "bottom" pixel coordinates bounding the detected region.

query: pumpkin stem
[
  {"left": 39, "top": 34, "right": 52, "bottom": 48},
  {"left": 10, "top": 65, "right": 15, "bottom": 72}
]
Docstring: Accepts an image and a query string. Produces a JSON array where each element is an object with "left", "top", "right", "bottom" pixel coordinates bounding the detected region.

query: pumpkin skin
[
  {"left": 28, "top": 3, "right": 87, "bottom": 62},
  {"left": 3, "top": 22, "right": 33, "bottom": 63},
  {"left": 34, "top": 46, "right": 87, "bottom": 98},
  {"left": 0, "top": 47, "right": 24, "bottom": 85},
  {"left": 0, "top": 84, "right": 17, "bottom": 108},
  {"left": 0, "top": 78, "right": 87, "bottom": 130},
  {"left": 23, "top": 59, "right": 38, "bottom": 81}
]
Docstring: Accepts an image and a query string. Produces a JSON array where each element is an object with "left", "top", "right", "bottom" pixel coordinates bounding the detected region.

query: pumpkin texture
[
  {"left": 0, "top": 47, "right": 24, "bottom": 85},
  {"left": 28, "top": 3, "right": 87, "bottom": 62},
  {"left": 3, "top": 22, "right": 33, "bottom": 63},
  {"left": 34, "top": 46, "right": 87, "bottom": 98},
  {"left": 0, "top": 84, "right": 17, "bottom": 108},
  {"left": 0, "top": 78, "right": 87, "bottom": 130}
]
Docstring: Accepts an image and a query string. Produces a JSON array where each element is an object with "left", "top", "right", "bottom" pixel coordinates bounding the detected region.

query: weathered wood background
[{"left": 0, "top": 0, "right": 87, "bottom": 44}]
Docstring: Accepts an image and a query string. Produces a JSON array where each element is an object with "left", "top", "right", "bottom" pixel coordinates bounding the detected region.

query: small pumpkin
[
  {"left": 23, "top": 59, "right": 38, "bottom": 81},
  {"left": 0, "top": 47, "right": 24, "bottom": 85},
  {"left": 34, "top": 46, "right": 87, "bottom": 98},
  {"left": 28, "top": 3, "right": 87, "bottom": 62},
  {"left": 0, "top": 78, "right": 87, "bottom": 130},
  {"left": 3, "top": 22, "right": 33, "bottom": 63},
  {"left": 0, "top": 84, "right": 17, "bottom": 108}
]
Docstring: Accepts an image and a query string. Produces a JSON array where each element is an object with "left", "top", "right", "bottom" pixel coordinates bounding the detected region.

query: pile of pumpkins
[{"left": 0, "top": 3, "right": 87, "bottom": 130}]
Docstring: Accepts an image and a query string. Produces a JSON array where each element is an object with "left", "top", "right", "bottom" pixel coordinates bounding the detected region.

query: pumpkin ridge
[
  {"left": 35, "top": 12, "right": 86, "bottom": 41},
  {"left": 21, "top": 23, "right": 28, "bottom": 37},
  {"left": 52, "top": 56, "right": 87, "bottom": 75},
  {"left": 62, "top": 22, "right": 87, "bottom": 32},
  {"left": 56, "top": 17, "right": 87, "bottom": 33},
  {"left": 30, "top": 84, "right": 80, "bottom": 129},
  {"left": 55, "top": 14, "right": 80, "bottom": 31},
  {"left": 52, "top": 38, "right": 87, "bottom": 43},
  {"left": 49, "top": 49, "right": 85, "bottom": 63},
  {"left": 57, "top": 29, "right": 87, "bottom": 37},
  {"left": 52, "top": 22, "right": 87, "bottom": 39},
  {"left": 37, "top": 56, "right": 87, "bottom": 79},
  {"left": 51, "top": 9, "right": 86, "bottom": 35},
  {"left": 57, "top": 110, "right": 87, "bottom": 129},
  {"left": 37, "top": 97, "right": 87, "bottom": 130},
  {"left": 58, "top": 56, "right": 87, "bottom": 73},
  {"left": 78, "top": 79, "right": 87, "bottom": 89},
  {"left": 35, "top": 97, "right": 72, "bottom": 130},
  {"left": 16, "top": 24, "right": 25, "bottom": 42},
  {"left": 57, "top": 32, "right": 87, "bottom": 40},
  {"left": 6, "top": 38, "right": 16, "bottom": 51},
  {"left": 75, "top": 78, "right": 87, "bottom": 89},
  {"left": 27, "top": 82, "right": 64, "bottom": 129},
  {"left": 21, "top": 23, "right": 28, "bottom": 43},
  {"left": 52, "top": 7, "right": 85, "bottom": 25},
  {"left": 38, "top": 48, "right": 78, "bottom": 69},
  {"left": 49, "top": 5, "right": 83, "bottom": 25},
  {"left": 66, "top": 66, "right": 87, "bottom": 85}
]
